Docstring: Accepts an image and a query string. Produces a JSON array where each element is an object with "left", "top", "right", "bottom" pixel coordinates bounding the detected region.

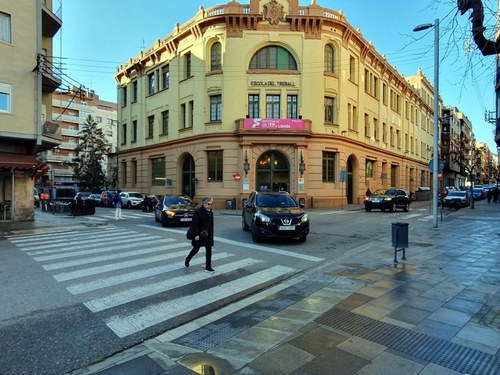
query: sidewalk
[{"left": 65, "top": 200, "right": 499, "bottom": 375}]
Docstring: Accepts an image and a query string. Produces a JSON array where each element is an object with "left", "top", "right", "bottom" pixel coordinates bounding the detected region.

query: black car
[
  {"left": 242, "top": 191, "right": 309, "bottom": 243},
  {"left": 154, "top": 195, "right": 196, "bottom": 227},
  {"left": 364, "top": 188, "right": 411, "bottom": 212}
]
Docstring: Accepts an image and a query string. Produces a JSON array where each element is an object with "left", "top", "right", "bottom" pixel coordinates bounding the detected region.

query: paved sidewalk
[{"left": 63, "top": 201, "right": 500, "bottom": 375}]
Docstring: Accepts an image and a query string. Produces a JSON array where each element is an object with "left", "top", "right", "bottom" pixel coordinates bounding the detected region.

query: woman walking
[{"left": 185, "top": 196, "right": 215, "bottom": 272}]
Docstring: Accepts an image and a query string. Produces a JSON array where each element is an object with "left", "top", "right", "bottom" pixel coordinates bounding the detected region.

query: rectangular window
[
  {"left": 132, "top": 81, "right": 138, "bottom": 102},
  {"left": 382, "top": 83, "right": 388, "bottom": 105},
  {"left": 0, "top": 82, "right": 12, "bottom": 113},
  {"left": 374, "top": 118, "right": 379, "bottom": 140},
  {"left": 121, "top": 123, "right": 127, "bottom": 145},
  {"left": 132, "top": 160, "right": 137, "bottom": 185},
  {"left": 287, "top": 95, "right": 298, "bottom": 119},
  {"left": 132, "top": 120, "right": 137, "bottom": 142},
  {"left": 365, "top": 159, "right": 374, "bottom": 178},
  {"left": 122, "top": 86, "right": 127, "bottom": 107},
  {"left": 248, "top": 94, "right": 259, "bottom": 118},
  {"left": 349, "top": 55, "right": 356, "bottom": 83},
  {"left": 322, "top": 151, "right": 336, "bottom": 183},
  {"left": 185, "top": 53, "right": 192, "bottom": 78},
  {"left": 151, "top": 157, "right": 166, "bottom": 186},
  {"left": 161, "top": 110, "right": 169, "bottom": 134},
  {"left": 324, "top": 97, "right": 335, "bottom": 123},
  {"left": 364, "top": 113, "right": 370, "bottom": 138},
  {"left": 189, "top": 100, "right": 194, "bottom": 127},
  {"left": 348, "top": 103, "right": 357, "bottom": 131},
  {"left": 266, "top": 95, "right": 280, "bottom": 118},
  {"left": 147, "top": 115, "right": 154, "bottom": 138},
  {"left": 207, "top": 150, "right": 223, "bottom": 182},
  {"left": 148, "top": 72, "right": 155, "bottom": 96},
  {"left": 181, "top": 103, "right": 186, "bottom": 128},
  {"left": 162, "top": 65, "right": 170, "bottom": 90},
  {"left": 0, "top": 12, "right": 12, "bottom": 44},
  {"left": 210, "top": 95, "right": 222, "bottom": 122}
]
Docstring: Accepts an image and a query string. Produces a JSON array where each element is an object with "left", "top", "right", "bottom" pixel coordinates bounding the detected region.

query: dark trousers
[{"left": 186, "top": 246, "right": 212, "bottom": 268}]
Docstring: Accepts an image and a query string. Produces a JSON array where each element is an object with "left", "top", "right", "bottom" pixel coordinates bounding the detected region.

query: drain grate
[
  {"left": 315, "top": 307, "right": 500, "bottom": 375},
  {"left": 173, "top": 279, "right": 329, "bottom": 351}
]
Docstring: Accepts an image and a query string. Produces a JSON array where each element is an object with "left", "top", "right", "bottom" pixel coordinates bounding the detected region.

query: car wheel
[
  {"left": 127, "top": 201, "right": 132, "bottom": 209},
  {"left": 154, "top": 212, "right": 159, "bottom": 222},
  {"left": 365, "top": 206, "right": 371, "bottom": 212},
  {"left": 403, "top": 203, "right": 409, "bottom": 212},
  {"left": 251, "top": 223, "right": 262, "bottom": 243},
  {"left": 242, "top": 217, "right": 249, "bottom": 231},
  {"left": 390, "top": 202, "right": 396, "bottom": 212}
]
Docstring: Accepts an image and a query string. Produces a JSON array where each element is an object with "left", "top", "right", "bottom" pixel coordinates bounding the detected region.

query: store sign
[{"left": 244, "top": 118, "right": 304, "bottom": 130}]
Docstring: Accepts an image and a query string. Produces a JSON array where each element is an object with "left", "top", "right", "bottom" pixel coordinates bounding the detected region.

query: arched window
[
  {"left": 210, "top": 42, "right": 222, "bottom": 71},
  {"left": 324, "top": 44, "right": 335, "bottom": 73},
  {"left": 249, "top": 46, "right": 297, "bottom": 70}
]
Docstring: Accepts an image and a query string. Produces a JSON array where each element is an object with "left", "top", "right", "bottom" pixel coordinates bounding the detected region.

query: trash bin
[
  {"left": 391, "top": 222, "right": 409, "bottom": 248},
  {"left": 226, "top": 200, "right": 232, "bottom": 210}
]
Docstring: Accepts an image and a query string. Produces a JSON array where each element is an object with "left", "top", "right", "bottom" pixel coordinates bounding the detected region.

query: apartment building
[
  {"left": 36, "top": 87, "right": 118, "bottom": 197},
  {"left": 0, "top": 0, "right": 62, "bottom": 221},
  {"left": 115, "top": 0, "right": 438, "bottom": 208}
]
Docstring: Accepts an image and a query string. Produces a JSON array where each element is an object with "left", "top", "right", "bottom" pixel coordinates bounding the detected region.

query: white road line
[
  {"left": 8, "top": 228, "right": 121, "bottom": 243},
  {"left": 314, "top": 210, "right": 356, "bottom": 216},
  {"left": 53, "top": 247, "right": 191, "bottom": 282},
  {"left": 85, "top": 258, "right": 262, "bottom": 312},
  {"left": 399, "top": 213, "right": 423, "bottom": 219},
  {"left": 106, "top": 265, "right": 295, "bottom": 338},
  {"left": 42, "top": 241, "right": 177, "bottom": 271},
  {"left": 66, "top": 252, "right": 233, "bottom": 294},
  {"left": 32, "top": 237, "right": 164, "bottom": 261},
  {"left": 418, "top": 215, "right": 432, "bottom": 221},
  {"left": 139, "top": 224, "right": 324, "bottom": 262}
]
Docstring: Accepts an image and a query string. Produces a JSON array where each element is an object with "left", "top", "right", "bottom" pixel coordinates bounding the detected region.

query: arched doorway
[
  {"left": 255, "top": 151, "right": 289, "bottom": 192},
  {"left": 346, "top": 155, "right": 356, "bottom": 204},
  {"left": 182, "top": 155, "right": 196, "bottom": 198}
]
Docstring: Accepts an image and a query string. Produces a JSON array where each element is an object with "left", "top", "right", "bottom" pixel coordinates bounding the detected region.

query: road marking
[
  {"left": 139, "top": 224, "right": 324, "bottom": 262},
  {"left": 66, "top": 252, "right": 234, "bottom": 294},
  {"left": 314, "top": 210, "right": 357, "bottom": 216},
  {"left": 7, "top": 228, "right": 120, "bottom": 243},
  {"left": 418, "top": 215, "right": 433, "bottom": 221},
  {"left": 85, "top": 258, "right": 262, "bottom": 312},
  {"left": 399, "top": 213, "right": 423, "bottom": 219},
  {"left": 106, "top": 265, "right": 295, "bottom": 338}
]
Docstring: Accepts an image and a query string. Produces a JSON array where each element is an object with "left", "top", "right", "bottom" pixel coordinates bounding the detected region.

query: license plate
[
  {"left": 278, "top": 225, "right": 295, "bottom": 231},
  {"left": 180, "top": 218, "right": 192, "bottom": 222}
]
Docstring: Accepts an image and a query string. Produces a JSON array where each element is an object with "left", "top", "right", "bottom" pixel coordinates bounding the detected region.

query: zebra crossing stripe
[
  {"left": 66, "top": 252, "right": 234, "bottom": 294},
  {"left": 315, "top": 210, "right": 356, "bottom": 216},
  {"left": 32, "top": 237, "right": 164, "bottom": 261},
  {"left": 22, "top": 232, "right": 155, "bottom": 252},
  {"left": 42, "top": 241, "right": 178, "bottom": 271},
  {"left": 85, "top": 258, "right": 262, "bottom": 313},
  {"left": 52, "top": 247, "right": 191, "bottom": 282},
  {"left": 106, "top": 265, "right": 295, "bottom": 338},
  {"left": 7, "top": 229, "right": 117, "bottom": 243},
  {"left": 400, "top": 214, "right": 422, "bottom": 219}
]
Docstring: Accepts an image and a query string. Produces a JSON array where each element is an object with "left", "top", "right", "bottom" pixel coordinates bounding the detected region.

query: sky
[{"left": 54, "top": 0, "right": 499, "bottom": 152}]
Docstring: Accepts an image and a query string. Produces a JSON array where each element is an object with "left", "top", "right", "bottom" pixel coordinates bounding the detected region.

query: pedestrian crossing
[
  {"left": 313, "top": 208, "right": 432, "bottom": 221},
  {"left": 6, "top": 227, "right": 304, "bottom": 339},
  {"left": 81, "top": 210, "right": 154, "bottom": 222}
]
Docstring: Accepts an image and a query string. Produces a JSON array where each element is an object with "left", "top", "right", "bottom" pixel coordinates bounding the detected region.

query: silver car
[{"left": 120, "top": 191, "right": 145, "bottom": 209}]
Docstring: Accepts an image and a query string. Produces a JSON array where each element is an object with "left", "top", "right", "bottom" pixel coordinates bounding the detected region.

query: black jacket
[{"left": 190, "top": 205, "right": 214, "bottom": 247}]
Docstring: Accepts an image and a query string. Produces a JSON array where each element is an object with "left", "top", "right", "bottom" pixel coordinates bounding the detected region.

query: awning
[{"left": 0, "top": 153, "right": 38, "bottom": 170}]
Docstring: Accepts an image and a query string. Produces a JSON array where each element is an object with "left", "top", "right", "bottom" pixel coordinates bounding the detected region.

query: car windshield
[
  {"left": 163, "top": 196, "right": 194, "bottom": 207},
  {"left": 129, "top": 193, "right": 144, "bottom": 198},
  {"left": 372, "top": 189, "right": 396, "bottom": 196},
  {"left": 448, "top": 191, "right": 465, "bottom": 197},
  {"left": 256, "top": 195, "right": 298, "bottom": 208}
]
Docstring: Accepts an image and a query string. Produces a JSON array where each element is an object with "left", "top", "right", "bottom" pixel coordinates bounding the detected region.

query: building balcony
[{"left": 41, "top": 1, "right": 62, "bottom": 37}]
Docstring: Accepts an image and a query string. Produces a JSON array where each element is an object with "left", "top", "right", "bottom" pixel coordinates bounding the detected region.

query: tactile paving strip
[
  {"left": 173, "top": 279, "right": 329, "bottom": 351},
  {"left": 315, "top": 307, "right": 500, "bottom": 375}
]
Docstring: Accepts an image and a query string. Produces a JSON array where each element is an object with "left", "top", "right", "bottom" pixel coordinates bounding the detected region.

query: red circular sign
[{"left": 234, "top": 173, "right": 241, "bottom": 182}]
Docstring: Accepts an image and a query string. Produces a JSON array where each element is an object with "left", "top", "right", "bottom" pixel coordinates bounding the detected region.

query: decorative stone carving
[{"left": 262, "top": 0, "right": 285, "bottom": 25}]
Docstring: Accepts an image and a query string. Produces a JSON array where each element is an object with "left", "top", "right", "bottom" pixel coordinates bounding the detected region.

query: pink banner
[{"left": 244, "top": 118, "right": 305, "bottom": 130}]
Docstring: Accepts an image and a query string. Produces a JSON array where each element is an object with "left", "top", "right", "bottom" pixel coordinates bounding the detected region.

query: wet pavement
[{"left": 2, "top": 201, "right": 499, "bottom": 374}]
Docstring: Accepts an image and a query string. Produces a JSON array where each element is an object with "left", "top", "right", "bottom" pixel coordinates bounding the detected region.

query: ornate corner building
[{"left": 115, "top": 0, "right": 438, "bottom": 208}]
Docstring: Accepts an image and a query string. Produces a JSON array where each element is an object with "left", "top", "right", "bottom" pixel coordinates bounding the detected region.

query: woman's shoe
[
  {"left": 184, "top": 258, "right": 190, "bottom": 267},
  {"left": 205, "top": 267, "right": 215, "bottom": 272}
]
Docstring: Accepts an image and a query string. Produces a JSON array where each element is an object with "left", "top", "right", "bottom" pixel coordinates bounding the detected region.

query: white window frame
[
  {"left": 0, "top": 82, "right": 12, "bottom": 113},
  {"left": 0, "top": 12, "right": 12, "bottom": 44}
]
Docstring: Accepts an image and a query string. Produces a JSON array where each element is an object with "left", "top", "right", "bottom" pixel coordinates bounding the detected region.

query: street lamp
[{"left": 414, "top": 19, "right": 439, "bottom": 228}]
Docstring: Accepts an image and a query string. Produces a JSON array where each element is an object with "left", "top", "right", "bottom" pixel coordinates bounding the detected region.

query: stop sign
[
  {"left": 233, "top": 172, "right": 241, "bottom": 182},
  {"left": 437, "top": 171, "right": 442, "bottom": 181}
]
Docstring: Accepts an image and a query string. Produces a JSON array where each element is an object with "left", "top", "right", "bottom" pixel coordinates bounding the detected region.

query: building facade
[
  {"left": 0, "top": 0, "right": 62, "bottom": 221},
  {"left": 36, "top": 87, "right": 118, "bottom": 197},
  {"left": 115, "top": 0, "right": 438, "bottom": 208}
]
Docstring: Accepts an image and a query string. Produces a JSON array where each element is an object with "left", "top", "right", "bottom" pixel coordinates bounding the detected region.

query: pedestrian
[
  {"left": 114, "top": 190, "right": 123, "bottom": 219},
  {"left": 492, "top": 187, "right": 499, "bottom": 203},
  {"left": 185, "top": 196, "right": 215, "bottom": 272},
  {"left": 365, "top": 188, "right": 372, "bottom": 197}
]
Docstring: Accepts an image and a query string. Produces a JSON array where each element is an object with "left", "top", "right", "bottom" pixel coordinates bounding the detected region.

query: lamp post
[{"left": 414, "top": 19, "right": 439, "bottom": 228}]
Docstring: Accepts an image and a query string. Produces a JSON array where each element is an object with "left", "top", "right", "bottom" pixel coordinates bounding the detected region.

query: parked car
[
  {"left": 120, "top": 192, "right": 145, "bottom": 209},
  {"left": 442, "top": 190, "right": 470, "bottom": 208},
  {"left": 472, "top": 187, "right": 485, "bottom": 201},
  {"left": 74, "top": 192, "right": 92, "bottom": 201},
  {"left": 154, "top": 195, "right": 196, "bottom": 226},
  {"left": 242, "top": 191, "right": 309, "bottom": 243},
  {"left": 88, "top": 194, "right": 102, "bottom": 206},
  {"left": 364, "top": 188, "right": 411, "bottom": 212},
  {"left": 101, "top": 190, "right": 117, "bottom": 207}
]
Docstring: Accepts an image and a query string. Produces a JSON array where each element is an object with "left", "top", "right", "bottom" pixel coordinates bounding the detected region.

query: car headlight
[
  {"left": 301, "top": 214, "right": 309, "bottom": 223},
  {"left": 165, "top": 210, "right": 175, "bottom": 217},
  {"left": 384, "top": 197, "right": 393, "bottom": 201},
  {"left": 255, "top": 212, "right": 271, "bottom": 223}
]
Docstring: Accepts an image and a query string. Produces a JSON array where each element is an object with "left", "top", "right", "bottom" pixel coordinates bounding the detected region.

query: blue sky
[{"left": 54, "top": 0, "right": 498, "bottom": 151}]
